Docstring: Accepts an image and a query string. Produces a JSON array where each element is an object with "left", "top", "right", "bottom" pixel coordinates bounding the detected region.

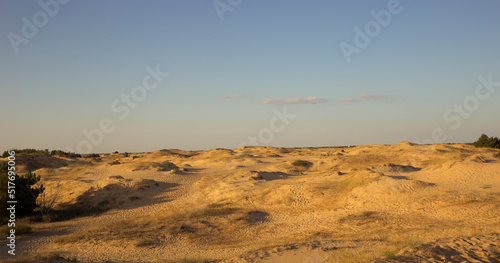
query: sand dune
[{"left": 1, "top": 143, "right": 500, "bottom": 262}]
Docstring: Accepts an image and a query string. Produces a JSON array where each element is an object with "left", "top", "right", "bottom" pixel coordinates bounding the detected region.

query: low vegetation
[
  {"left": 473, "top": 134, "right": 500, "bottom": 148},
  {"left": 160, "top": 258, "right": 222, "bottom": 263},
  {"left": 0, "top": 162, "right": 43, "bottom": 223},
  {"left": 55, "top": 204, "right": 267, "bottom": 248},
  {"left": 0, "top": 218, "right": 32, "bottom": 236},
  {"left": 84, "top": 153, "right": 101, "bottom": 158},
  {"left": 291, "top": 160, "right": 312, "bottom": 167},
  {"left": 1, "top": 148, "right": 80, "bottom": 158}
]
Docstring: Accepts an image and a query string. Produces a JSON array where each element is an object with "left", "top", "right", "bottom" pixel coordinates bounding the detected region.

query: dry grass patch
[
  {"left": 159, "top": 258, "right": 222, "bottom": 263},
  {"left": 326, "top": 233, "right": 424, "bottom": 263},
  {"left": 0, "top": 218, "right": 33, "bottom": 236},
  {"left": 131, "top": 161, "right": 178, "bottom": 171},
  {"left": 2, "top": 250, "right": 74, "bottom": 263},
  {"left": 307, "top": 170, "right": 382, "bottom": 205},
  {"left": 55, "top": 204, "right": 268, "bottom": 247},
  {"left": 326, "top": 243, "right": 398, "bottom": 263},
  {"left": 291, "top": 160, "right": 312, "bottom": 167}
]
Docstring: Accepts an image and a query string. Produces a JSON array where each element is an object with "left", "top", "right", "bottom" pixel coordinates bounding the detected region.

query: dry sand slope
[{"left": 2, "top": 143, "right": 500, "bottom": 262}]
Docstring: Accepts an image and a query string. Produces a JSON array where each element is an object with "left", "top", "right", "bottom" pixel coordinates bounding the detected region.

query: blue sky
[{"left": 1, "top": 0, "right": 499, "bottom": 153}]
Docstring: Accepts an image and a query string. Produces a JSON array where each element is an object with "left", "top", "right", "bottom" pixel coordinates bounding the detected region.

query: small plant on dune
[
  {"left": 124, "top": 152, "right": 129, "bottom": 157},
  {"left": 135, "top": 239, "right": 156, "bottom": 247},
  {"left": 161, "top": 258, "right": 222, "bottom": 263},
  {"left": 128, "top": 195, "right": 140, "bottom": 201},
  {"left": 381, "top": 249, "right": 397, "bottom": 260},
  {"left": 108, "top": 160, "right": 120, "bottom": 166},
  {"left": 291, "top": 160, "right": 311, "bottom": 167}
]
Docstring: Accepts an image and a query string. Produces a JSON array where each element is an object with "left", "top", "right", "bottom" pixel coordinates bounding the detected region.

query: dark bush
[
  {"left": 67, "top": 153, "right": 82, "bottom": 158},
  {"left": 473, "top": 134, "right": 500, "bottom": 148},
  {"left": 50, "top": 150, "right": 73, "bottom": 156},
  {"left": 0, "top": 162, "right": 44, "bottom": 223},
  {"left": 2, "top": 149, "right": 77, "bottom": 158},
  {"left": 85, "top": 153, "right": 100, "bottom": 158},
  {"left": 291, "top": 160, "right": 312, "bottom": 167},
  {"left": 2, "top": 149, "right": 49, "bottom": 157}
]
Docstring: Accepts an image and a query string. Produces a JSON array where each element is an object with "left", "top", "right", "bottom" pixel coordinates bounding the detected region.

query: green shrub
[
  {"left": 473, "top": 134, "right": 500, "bottom": 148},
  {"left": 2, "top": 149, "right": 77, "bottom": 158},
  {"left": 50, "top": 150, "right": 73, "bottom": 156},
  {"left": 0, "top": 162, "right": 43, "bottom": 223},
  {"left": 382, "top": 250, "right": 397, "bottom": 260},
  {"left": 2, "top": 149, "right": 49, "bottom": 157},
  {"left": 85, "top": 153, "right": 100, "bottom": 158}
]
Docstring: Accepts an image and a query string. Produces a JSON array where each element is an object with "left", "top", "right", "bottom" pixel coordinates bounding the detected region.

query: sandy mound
[
  {"left": 11, "top": 154, "right": 89, "bottom": 173},
  {"left": 373, "top": 163, "right": 422, "bottom": 173},
  {"left": 125, "top": 161, "right": 179, "bottom": 172},
  {"left": 44, "top": 175, "right": 160, "bottom": 212},
  {"left": 391, "top": 141, "right": 417, "bottom": 148},
  {"left": 150, "top": 149, "right": 196, "bottom": 158}
]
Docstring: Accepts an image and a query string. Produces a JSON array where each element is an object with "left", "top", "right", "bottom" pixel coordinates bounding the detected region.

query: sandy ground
[{"left": 1, "top": 143, "right": 499, "bottom": 262}]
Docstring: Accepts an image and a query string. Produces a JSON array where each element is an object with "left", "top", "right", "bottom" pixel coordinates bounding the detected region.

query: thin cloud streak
[
  {"left": 359, "top": 93, "right": 395, "bottom": 102},
  {"left": 340, "top": 93, "right": 395, "bottom": 103},
  {"left": 339, "top": 98, "right": 357, "bottom": 103},
  {"left": 261, "top": 96, "right": 330, "bottom": 105}
]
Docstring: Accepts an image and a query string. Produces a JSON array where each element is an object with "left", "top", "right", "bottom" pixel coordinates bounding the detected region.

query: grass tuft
[
  {"left": 382, "top": 249, "right": 397, "bottom": 259},
  {"left": 0, "top": 218, "right": 32, "bottom": 236},
  {"left": 291, "top": 160, "right": 312, "bottom": 167}
]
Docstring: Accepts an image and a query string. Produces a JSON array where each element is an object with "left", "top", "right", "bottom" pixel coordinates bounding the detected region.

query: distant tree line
[
  {"left": 84, "top": 153, "right": 101, "bottom": 158},
  {"left": 1, "top": 149, "right": 82, "bottom": 158},
  {"left": 0, "top": 149, "right": 130, "bottom": 159},
  {"left": 473, "top": 134, "right": 500, "bottom": 148}
]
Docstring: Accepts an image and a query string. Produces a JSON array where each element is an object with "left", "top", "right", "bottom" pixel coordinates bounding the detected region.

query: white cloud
[
  {"left": 221, "top": 94, "right": 246, "bottom": 98},
  {"left": 340, "top": 93, "right": 395, "bottom": 103},
  {"left": 339, "top": 97, "right": 357, "bottom": 103},
  {"left": 261, "top": 96, "right": 330, "bottom": 105},
  {"left": 359, "top": 93, "right": 395, "bottom": 102}
]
